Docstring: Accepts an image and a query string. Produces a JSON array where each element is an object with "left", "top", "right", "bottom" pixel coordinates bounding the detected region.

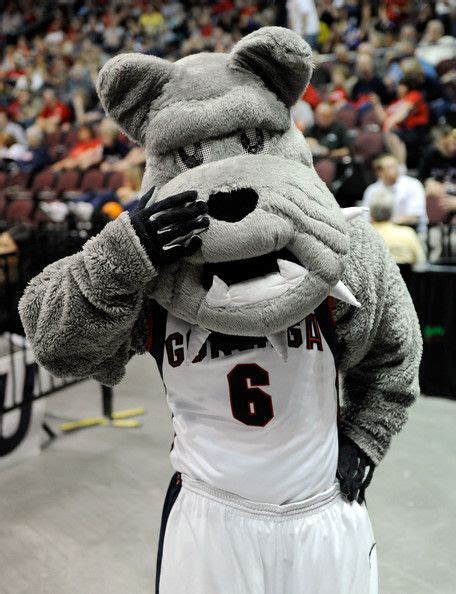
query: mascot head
[{"left": 97, "top": 27, "right": 359, "bottom": 351}]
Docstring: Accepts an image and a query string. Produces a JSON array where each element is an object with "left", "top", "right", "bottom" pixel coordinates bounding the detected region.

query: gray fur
[
  {"left": 19, "top": 213, "right": 156, "bottom": 386},
  {"left": 19, "top": 26, "right": 421, "bottom": 464},
  {"left": 334, "top": 220, "right": 422, "bottom": 464},
  {"left": 150, "top": 153, "right": 348, "bottom": 335},
  {"left": 97, "top": 53, "right": 174, "bottom": 146},
  {"left": 230, "top": 26, "right": 314, "bottom": 107}
]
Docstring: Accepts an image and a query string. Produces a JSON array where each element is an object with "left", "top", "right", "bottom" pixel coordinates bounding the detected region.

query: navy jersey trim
[
  {"left": 146, "top": 300, "right": 168, "bottom": 375},
  {"left": 315, "top": 297, "right": 341, "bottom": 367},
  {"left": 156, "top": 472, "right": 182, "bottom": 594}
]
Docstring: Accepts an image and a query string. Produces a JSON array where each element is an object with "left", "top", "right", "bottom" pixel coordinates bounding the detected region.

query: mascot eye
[
  {"left": 240, "top": 129, "right": 267, "bottom": 154},
  {"left": 175, "top": 142, "right": 211, "bottom": 171}
]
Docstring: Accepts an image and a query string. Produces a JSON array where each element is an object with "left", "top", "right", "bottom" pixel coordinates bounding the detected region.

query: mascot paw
[
  {"left": 130, "top": 187, "right": 209, "bottom": 267},
  {"left": 337, "top": 435, "right": 374, "bottom": 504}
]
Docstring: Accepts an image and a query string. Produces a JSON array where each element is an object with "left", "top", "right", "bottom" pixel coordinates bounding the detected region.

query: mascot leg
[{"left": 156, "top": 474, "right": 378, "bottom": 594}]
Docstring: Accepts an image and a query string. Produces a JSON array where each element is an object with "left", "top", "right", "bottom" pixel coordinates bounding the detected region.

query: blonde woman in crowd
[{"left": 369, "top": 191, "right": 426, "bottom": 265}]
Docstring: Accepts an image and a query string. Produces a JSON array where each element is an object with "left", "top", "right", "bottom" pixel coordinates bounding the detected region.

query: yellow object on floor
[
  {"left": 60, "top": 417, "right": 108, "bottom": 432},
  {"left": 111, "top": 407, "right": 146, "bottom": 420},
  {"left": 111, "top": 419, "right": 142, "bottom": 428}
]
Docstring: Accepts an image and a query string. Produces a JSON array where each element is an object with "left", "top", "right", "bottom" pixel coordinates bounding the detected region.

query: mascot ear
[
  {"left": 97, "top": 53, "right": 174, "bottom": 145},
  {"left": 229, "top": 27, "right": 314, "bottom": 107}
]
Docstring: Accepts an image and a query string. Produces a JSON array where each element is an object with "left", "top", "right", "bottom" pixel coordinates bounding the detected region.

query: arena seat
[
  {"left": 48, "top": 144, "right": 67, "bottom": 161},
  {"left": 315, "top": 159, "right": 336, "bottom": 187},
  {"left": 5, "top": 170, "right": 29, "bottom": 189},
  {"left": 5, "top": 200, "right": 34, "bottom": 224},
  {"left": 80, "top": 168, "right": 105, "bottom": 192},
  {"left": 63, "top": 128, "right": 79, "bottom": 147},
  {"left": 105, "top": 171, "right": 124, "bottom": 190},
  {"left": 55, "top": 170, "right": 81, "bottom": 196},
  {"left": 30, "top": 168, "right": 56, "bottom": 195},
  {"left": 426, "top": 194, "right": 450, "bottom": 224},
  {"left": 45, "top": 131, "right": 63, "bottom": 146}
]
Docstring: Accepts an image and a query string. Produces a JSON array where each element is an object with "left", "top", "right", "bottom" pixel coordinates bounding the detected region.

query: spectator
[
  {"left": 0, "top": 111, "right": 26, "bottom": 145},
  {"left": 139, "top": 5, "right": 166, "bottom": 37},
  {"left": 15, "top": 127, "right": 51, "bottom": 175},
  {"left": 35, "top": 88, "right": 72, "bottom": 134},
  {"left": 369, "top": 191, "right": 426, "bottom": 265},
  {"left": 352, "top": 54, "right": 390, "bottom": 105},
  {"left": 420, "top": 124, "right": 456, "bottom": 215},
  {"left": 416, "top": 18, "right": 456, "bottom": 66},
  {"left": 72, "top": 88, "right": 104, "bottom": 125},
  {"left": 6, "top": 89, "right": 42, "bottom": 128},
  {"left": 52, "top": 124, "right": 102, "bottom": 171},
  {"left": 67, "top": 165, "right": 143, "bottom": 224},
  {"left": 100, "top": 144, "right": 146, "bottom": 173},
  {"left": 291, "top": 81, "right": 321, "bottom": 131},
  {"left": 291, "top": 98, "right": 314, "bottom": 132},
  {"left": 83, "top": 119, "right": 132, "bottom": 171},
  {"left": 334, "top": 43, "right": 354, "bottom": 73},
  {"left": 420, "top": 19, "right": 446, "bottom": 45},
  {"left": 305, "top": 102, "right": 351, "bottom": 164},
  {"left": 363, "top": 154, "right": 428, "bottom": 229},
  {"left": 370, "top": 73, "right": 430, "bottom": 167},
  {"left": 399, "top": 23, "right": 418, "bottom": 46},
  {"left": 0, "top": 132, "right": 30, "bottom": 165},
  {"left": 351, "top": 54, "right": 391, "bottom": 106},
  {"left": 287, "top": 0, "right": 320, "bottom": 48},
  {"left": 327, "top": 66, "right": 350, "bottom": 108},
  {"left": 113, "top": 166, "right": 143, "bottom": 213}
]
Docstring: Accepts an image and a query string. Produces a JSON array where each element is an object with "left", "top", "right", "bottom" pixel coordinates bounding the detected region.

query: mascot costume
[{"left": 20, "top": 27, "right": 421, "bottom": 594}]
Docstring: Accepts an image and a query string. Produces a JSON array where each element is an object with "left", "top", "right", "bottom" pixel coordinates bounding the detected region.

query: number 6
[{"left": 227, "top": 364, "right": 274, "bottom": 427}]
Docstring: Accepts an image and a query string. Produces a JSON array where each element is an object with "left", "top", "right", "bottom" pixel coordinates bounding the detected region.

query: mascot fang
[{"left": 20, "top": 27, "right": 422, "bottom": 594}]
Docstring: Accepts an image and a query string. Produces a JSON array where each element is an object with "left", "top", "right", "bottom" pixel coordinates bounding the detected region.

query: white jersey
[{"left": 148, "top": 301, "right": 339, "bottom": 505}]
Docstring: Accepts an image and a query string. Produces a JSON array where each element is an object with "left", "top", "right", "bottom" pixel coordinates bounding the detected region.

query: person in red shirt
[
  {"left": 370, "top": 74, "right": 429, "bottom": 167},
  {"left": 327, "top": 66, "right": 350, "bottom": 109},
  {"left": 382, "top": 78, "right": 429, "bottom": 133},
  {"left": 36, "top": 88, "right": 72, "bottom": 134},
  {"left": 301, "top": 83, "right": 321, "bottom": 111},
  {"left": 52, "top": 124, "right": 102, "bottom": 171}
]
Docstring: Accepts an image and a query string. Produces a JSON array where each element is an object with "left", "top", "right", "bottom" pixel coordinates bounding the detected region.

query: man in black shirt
[
  {"left": 419, "top": 124, "right": 456, "bottom": 216},
  {"left": 305, "top": 102, "right": 351, "bottom": 161},
  {"left": 351, "top": 54, "right": 391, "bottom": 105},
  {"left": 305, "top": 102, "right": 352, "bottom": 185}
]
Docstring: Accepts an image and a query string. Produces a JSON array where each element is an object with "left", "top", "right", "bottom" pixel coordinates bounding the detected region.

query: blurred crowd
[{"left": 0, "top": 0, "right": 455, "bottom": 266}]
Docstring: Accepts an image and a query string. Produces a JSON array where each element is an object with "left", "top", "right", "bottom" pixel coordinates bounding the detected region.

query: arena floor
[{"left": 1, "top": 354, "right": 455, "bottom": 594}]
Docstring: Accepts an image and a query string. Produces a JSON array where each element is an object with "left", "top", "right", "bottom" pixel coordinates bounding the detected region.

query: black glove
[
  {"left": 130, "top": 187, "right": 209, "bottom": 267},
  {"left": 337, "top": 434, "right": 374, "bottom": 504}
]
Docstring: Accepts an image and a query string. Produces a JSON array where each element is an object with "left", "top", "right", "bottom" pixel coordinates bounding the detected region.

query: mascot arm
[
  {"left": 19, "top": 212, "right": 156, "bottom": 386},
  {"left": 334, "top": 220, "right": 422, "bottom": 466}
]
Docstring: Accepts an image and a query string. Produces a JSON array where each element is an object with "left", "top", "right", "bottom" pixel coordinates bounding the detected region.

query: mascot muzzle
[{"left": 149, "top": 153, "right": 362, "bottom": 353}]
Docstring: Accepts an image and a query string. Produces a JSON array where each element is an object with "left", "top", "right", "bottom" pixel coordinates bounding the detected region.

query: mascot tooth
[
  {"left": 341, "top": 206, "right": 369, "bottom": 221},
  {"left": 330, "top": 280, "right": 361, "bottom": 307},
  {"left": 186, "top": 326, "right": 211, "bottom": 363},
  {"left": 267, "top": 331, "right": 289, "bottom": 362},
  {"left": 205, "top": 275, "right": 230, "bottom": 307},
  {"left": 19, "top": 26, "right": 422, "bottom": 594}
]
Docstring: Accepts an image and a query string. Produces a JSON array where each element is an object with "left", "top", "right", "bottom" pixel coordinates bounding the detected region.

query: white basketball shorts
[{"left": 156, "top": 473, "right": 378, "bottom": 594}]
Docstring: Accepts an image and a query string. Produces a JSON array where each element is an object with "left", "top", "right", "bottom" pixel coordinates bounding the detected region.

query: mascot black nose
[{"left": 207, "top": 188, "right": 258, "bottom": 222}]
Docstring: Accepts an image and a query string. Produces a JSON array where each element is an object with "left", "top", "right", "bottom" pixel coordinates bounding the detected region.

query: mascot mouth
[
  {"left": 200, "top": 245, "right": 361, "bottom": 311},
  {"left": 201, "top": 249, "right": 307, "bottom": 307}
]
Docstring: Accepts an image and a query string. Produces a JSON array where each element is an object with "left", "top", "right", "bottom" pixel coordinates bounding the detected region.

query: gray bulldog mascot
[{"left": 20, "top": 27, "right": 421, "bottom": 594}]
